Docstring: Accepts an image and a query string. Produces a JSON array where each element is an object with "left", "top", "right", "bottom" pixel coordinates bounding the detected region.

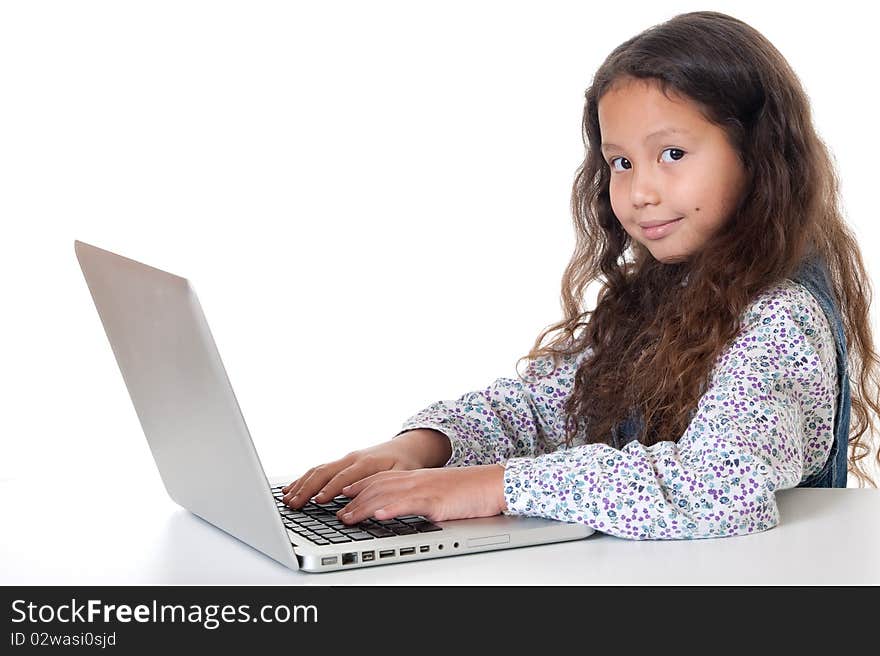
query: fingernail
[{"left": 342, "top": 512, "right": 352, "bottom": 520}]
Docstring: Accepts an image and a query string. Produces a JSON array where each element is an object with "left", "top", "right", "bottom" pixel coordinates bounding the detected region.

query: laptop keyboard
[{"left": 271, "top": 485, "right": 442, "bottom": 546}]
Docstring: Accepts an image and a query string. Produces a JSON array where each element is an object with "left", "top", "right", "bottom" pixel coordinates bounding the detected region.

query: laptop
[{"left": 74, "top": 240, "right": 594, "bottom": 572}]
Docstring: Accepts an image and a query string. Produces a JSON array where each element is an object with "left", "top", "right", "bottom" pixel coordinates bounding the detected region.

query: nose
[{"left": 629, "top": 165, "right": 662, "bottom": 208}]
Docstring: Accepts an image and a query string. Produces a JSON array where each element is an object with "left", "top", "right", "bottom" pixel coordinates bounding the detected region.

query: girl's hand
[
  {"left": 281, "top": 429, "right": 452, "bottom": 509},
  {"left": 335, "top": 464, "right": 508, "bottom": 525}
]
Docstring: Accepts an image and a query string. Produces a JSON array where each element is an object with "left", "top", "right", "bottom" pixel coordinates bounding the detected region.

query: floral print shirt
[{"left": 396, "top": 280, "right": 837, "bottom": 540}]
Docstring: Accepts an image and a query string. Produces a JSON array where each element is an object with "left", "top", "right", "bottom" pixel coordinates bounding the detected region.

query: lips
[
  {"left": 640, "top": 217, "right": 683, "bottom": 228},
  {"left": 640, "top": 217, "right": 684, "bottom": 240}
]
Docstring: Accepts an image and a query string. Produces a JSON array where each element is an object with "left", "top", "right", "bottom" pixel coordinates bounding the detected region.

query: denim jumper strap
[
  {"left": 790, "top": 255, "right": 850, "bottom": 488},
  {"left": 609, "top": 254, "right": 849, "bottom": 487}
]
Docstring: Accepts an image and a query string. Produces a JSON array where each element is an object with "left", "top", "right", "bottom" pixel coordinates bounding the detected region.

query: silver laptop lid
[{"left": 74, "top": 240, "right": 297, "bottom": 570}]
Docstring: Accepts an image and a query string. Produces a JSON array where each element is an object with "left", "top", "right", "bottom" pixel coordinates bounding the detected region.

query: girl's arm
[
  {"left": 284, "top": 346, "right": 589, "bottom": 506},
  {"left": 502, "top": 281, "right": 838, "bottom": 540},
  {"left": 395, "top": 347, "right": 594, "bottom": 468}
]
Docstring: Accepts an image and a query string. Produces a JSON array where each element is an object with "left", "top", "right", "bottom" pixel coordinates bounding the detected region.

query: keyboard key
[
  {"left": 365, "top": 527, "right": 395, "bottom": 538},
  {"left": 391, "top": 526, "right": 417, "bottom": 535},
  {"left": 412, "top": 521, "right": 442, "bottom": 533},
  {"left": 313, "top": 522, "right": 341, "bottom": 530},
  {"left": 327, "top": 535, "right": 353, "bottom": 543},
  {"left": 314, "top": 528, "right": 341, "bottom": 536},
  {"left": 346, "top": 532, "right": 375, "bottom": 541}
]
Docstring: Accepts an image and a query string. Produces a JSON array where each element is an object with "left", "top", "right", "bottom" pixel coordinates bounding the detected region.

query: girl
[{"left": 281, "top": 11, "right": 880, "bottom": 539}]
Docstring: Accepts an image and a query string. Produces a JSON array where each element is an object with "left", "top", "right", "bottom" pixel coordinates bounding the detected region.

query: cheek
[
  {"left": 608, "top": 182, "right": 626, "bottom": 219},
  {"left": 689, "top": 166, "right": 741, "bottom": 218}
]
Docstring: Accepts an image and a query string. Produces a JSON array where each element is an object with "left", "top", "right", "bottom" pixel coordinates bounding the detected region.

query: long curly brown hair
[{"left": 516, "top": 11, "right": 880, "bottom": 487}]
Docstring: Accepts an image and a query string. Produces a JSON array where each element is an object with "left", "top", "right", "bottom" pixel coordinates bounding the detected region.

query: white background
[{"left": 1, "top": 0, "right": 877, "bottom": 490}]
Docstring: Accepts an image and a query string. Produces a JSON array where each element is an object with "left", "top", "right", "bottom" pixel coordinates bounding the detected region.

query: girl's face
[{"left": 598, "top": 78, "right": 748, "bottom": 263}]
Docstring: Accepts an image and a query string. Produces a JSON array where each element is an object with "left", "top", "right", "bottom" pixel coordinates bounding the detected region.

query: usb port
[
  {"left": 420, "top": 545, "right": 430, "bottom": 553},
  {"left": 379, "top": 549, "right": 395, "bottom": 559},
  {"left": 342, "top": 552, "right": 358, "bottom": 565},
  {"left": 361, "top": 551, "right": 375, "bottom": 562},
  {"left": 399, "top": 547, "right": 415, "bottom": 556},
  {"left": 321, "top": 556, "right": 338, "bottom": 566}
]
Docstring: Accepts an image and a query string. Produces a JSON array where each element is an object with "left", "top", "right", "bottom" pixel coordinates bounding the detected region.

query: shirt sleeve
[
  {"left": 395, "top": 348, "right": 595, "bottom": 467},
  {"left": 502, "top": 281, "right": 838, "bottom": 540}
]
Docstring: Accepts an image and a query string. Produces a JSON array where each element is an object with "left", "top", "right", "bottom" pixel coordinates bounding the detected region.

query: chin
[{"left": 649, "top": 247, "right": 688, "bottom": 264}]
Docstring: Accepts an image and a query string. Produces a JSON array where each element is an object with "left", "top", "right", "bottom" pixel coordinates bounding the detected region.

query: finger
[
  {"left": 281, "top": 478, "right": 299, "bottom": 494},
  {"left": 371, "top": 501, "right": 414, "bottom": 521},
  {"left": 333, "top": 480, "right": 382, "bottom": 524},
  {"left": 289, "top": 458, "right": 363, "bottom": 508},
  {"left": 284, "top": 467, "right": 335, "bottom": 508},
  {"left": 337, "top": 477, "right": 409, "bottom": 525},
  {"left": 336, "top": 494, "right": 384, "bottom": 525},
  {"left": 340, "top": 495, "right": 420, "bottom": 525},
  {"left": 281, "top": 470, "right": 315, "bottom": 505},
  {"left": 314, "top": 463, "right": 387, "bottom": 502},
  {"left": 340, "top": 471, "right": 383, "bottom": 498}
]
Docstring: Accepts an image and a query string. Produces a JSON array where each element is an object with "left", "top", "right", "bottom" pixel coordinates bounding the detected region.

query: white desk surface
[{"left": 2, "top": 472, "right": 878, "bottom": 585}]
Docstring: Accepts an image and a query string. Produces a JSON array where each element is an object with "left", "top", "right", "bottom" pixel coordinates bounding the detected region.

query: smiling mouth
[
  {"left": 640, "top": 217, "right": 683, "bottom": 228},
  {"left": 640, "top": 217, "right": 684, "bottom": 240}
]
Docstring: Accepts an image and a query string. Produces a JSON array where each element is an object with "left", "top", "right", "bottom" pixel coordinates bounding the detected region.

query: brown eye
[
  {"left": 660, "top": 148, "right": 686, "bottom": 162},
  {"left": 609, "top": 157, "right": 631, "bottom": 172}
]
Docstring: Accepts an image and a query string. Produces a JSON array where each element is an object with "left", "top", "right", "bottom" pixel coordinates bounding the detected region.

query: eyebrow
[{"left": 600, "top": 127, "right": 692, "bottom": 152}]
